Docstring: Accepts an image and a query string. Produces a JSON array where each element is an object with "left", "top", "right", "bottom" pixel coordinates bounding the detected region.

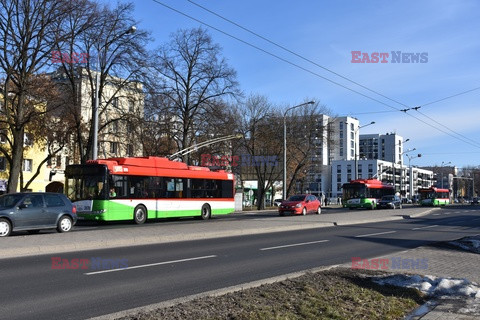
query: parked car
[
  {"left": 273, "top": 199, "right": 283, "bottom": 207},
  {"left": 278, "top": 194, "right": 321, "bottom": 216},
  {"left": 471, "top": 197, "right": 479, "bottom": 205},
  {"left": 0, "top": 192, "right": 77, "bottom": 237},
  {"left": 377, "top": 195, "right": 402, "bottom": 209}
]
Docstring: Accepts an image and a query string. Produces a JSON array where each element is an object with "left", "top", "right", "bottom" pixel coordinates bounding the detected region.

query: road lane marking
[
  {"left": 85, "top": 255, "right": 217, "bottom": 275},
  {"left": 354, "top": 231, "right": 396, "bottom": 238},
  {"left": 260, "top": 240, "right": 329, "bottom": 251},
  {"left": 432, "top": 213, "right": 440, "bottom": 216},
  {"left": 412, "top": 225, "right": 438, "bottom": 230}
]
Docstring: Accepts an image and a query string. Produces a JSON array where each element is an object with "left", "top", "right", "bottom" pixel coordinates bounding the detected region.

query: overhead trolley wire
[{"left": 151, "top": 0, "right": 480, "bottom": 149}]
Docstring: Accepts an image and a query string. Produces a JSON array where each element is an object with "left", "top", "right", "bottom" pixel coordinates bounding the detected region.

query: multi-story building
[
  {"left": 331, "top": 159, "right": 434, "bottom": 199},
  {"left": 17, "top": 67, "right": 146, "bottom": 192},
  {"left": 359, "top": 132, "right": 406, "bottom": 165},
  {"left": 303, "top": 116, "right": 359, "bottom": 198}
]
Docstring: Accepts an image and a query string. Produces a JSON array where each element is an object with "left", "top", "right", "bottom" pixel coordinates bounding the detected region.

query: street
[{"left": 0, "top": 205, "right": 479, "bottom": 319}]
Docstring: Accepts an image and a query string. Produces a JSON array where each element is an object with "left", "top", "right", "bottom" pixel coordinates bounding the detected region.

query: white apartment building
[
  {"left": 304, "top": 116, "right": 359, "bottom": 198},
  {"left": 359, "top": 132, "right": 406, "bottom": 165},
  {"left": 299, "top": 115, "right": 434, "bottom": 200},
  {"left": 330, "top": 159, "right": 434, "bottom": 199}
]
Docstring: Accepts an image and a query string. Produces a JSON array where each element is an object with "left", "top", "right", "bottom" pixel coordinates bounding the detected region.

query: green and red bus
[
  {"left": 64, "top": 156, "right": 235, "bottom": 223},
  {"left": 418, "top": 187, "right": 450, "bottom": 206},
  {"left": 342, "top": 179, "right": 394, "bottom": 210}
]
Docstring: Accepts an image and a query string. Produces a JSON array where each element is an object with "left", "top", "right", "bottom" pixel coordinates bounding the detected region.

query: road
[{"left": 1, "top": 205, "right": 479, "bottom": 319}]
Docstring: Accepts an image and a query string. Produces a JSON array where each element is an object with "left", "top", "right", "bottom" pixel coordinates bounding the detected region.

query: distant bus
[
  {"left": 65, "top": 156, "right": 235, "bottom": 223},
  {"left": 342, "top": 179, "right": 394, "bottom": 210},
  {"left": 418, "top": 187, "right": 450, "bottom": 206}
]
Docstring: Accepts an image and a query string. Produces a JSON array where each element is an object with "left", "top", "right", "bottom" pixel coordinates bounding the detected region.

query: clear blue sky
[{"left": 111, "top": 0, "right": 480, "bottom": 168}]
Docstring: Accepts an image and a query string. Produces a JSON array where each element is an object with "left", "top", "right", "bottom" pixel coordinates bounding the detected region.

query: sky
[{"left": 107, "top": 0, "right": 480, "bottom": 168}]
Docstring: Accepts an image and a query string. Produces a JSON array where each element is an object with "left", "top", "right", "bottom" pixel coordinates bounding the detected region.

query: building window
[
  {"left": 24, "top": 133, "right": 33, "bottom": 147},
  {"left": 337, "top": 165, "right": 341, "bottom": 173},
  {"left": 340, "top": 148, "right": 343, "bottom": 157},
  {"left": 110, "top": 142, "right": 117, "bottom": 154},
  {"left": 0, "top": 157, "right": 6, "bottom": 171},
  {"left": 23, "top": 159, "right": 32, "bottom": 172},
  {"left": 127, "top": 144, "right": 133, "bottom": 156},
  {"left": 347, "top": 165, "right": 351, "bottom": 173},
  {"left": 350, "top": 123, "right": 354, "bottom": 131},
  {"left": 56, "top": 155, "right": 62, "bottom": 168},
  {"left": 368, "top": 164, "right": 373, "bottom": 173},
  {"left": 0, "top": 130, "right": 6, "bottom": 143},
  {"left": 128, "top": 99, "right": 135, "bottom": 113},
  {"left": 112, "top": 97, "right": 119, "bottom": 109}
]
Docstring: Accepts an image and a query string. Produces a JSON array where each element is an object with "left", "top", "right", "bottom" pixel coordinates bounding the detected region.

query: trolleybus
[
  {"left": 418, "top": 187, "right": 450, "bottom": 206},
  {"left": 65, "top": 156, "right": 235, "bottom": 223},
  {"left": 342, "top": 179, "right": 394, "bottom": 210}
]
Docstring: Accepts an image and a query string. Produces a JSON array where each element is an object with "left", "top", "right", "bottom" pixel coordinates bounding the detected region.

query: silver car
[{"left": 0, "top": 192, "right": 77, "bottom": 237}]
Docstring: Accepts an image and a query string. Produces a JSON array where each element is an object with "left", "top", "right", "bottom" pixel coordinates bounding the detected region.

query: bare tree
[
  {"left": 234, "top": 95, "right": 333, "bottom": 209},
  {"left": 0, "top": 0, "right": 69, "bottom": 192},
  {"left": 235, "top": 95, "right": 283, "bottom": 209},
  {"left": 53, "top": 1, "right": 150, "bottom": 163},
  {"left": 150, "top": 27, "right": 240, "bottom": 163}
]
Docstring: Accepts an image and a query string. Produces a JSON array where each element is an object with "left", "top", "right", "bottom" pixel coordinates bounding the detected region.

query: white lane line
[
  {"left": 412, "top": 225, "right": 438, "bottom": 230},
  {"left": 354, "top": 231, "right": 396, "bottom": 238},
  {"left": 432, "top": 213, "right": 440, "bottom": 216},
  {"left": 444, "top": 212, "right": 452, "bottom": 215},
  {"left": 471, "top": 218, "right": 480, "bottom": 221},
  {"left": 85, "top": 255, "right": 217, "bottom": 275},
  {"left": 260, "top": 240, "right": 329, "bottom": 251}
]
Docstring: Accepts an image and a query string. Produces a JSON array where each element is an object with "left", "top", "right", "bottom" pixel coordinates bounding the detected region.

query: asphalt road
[{"left": 1, "top": 206, "right": 479, "bottom": 320}]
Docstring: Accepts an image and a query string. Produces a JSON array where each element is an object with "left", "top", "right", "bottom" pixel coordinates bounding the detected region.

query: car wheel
[
  {"left": 57, "top": 216, "right": 73, "bottom": 233},
  {"left": 199, "top": 204, "right": 211, "bottom": 220},
  {"left": 302, "top": 207, "right": 307, "bottom": 215},
  {"left": 279, "top": 211, "right": 284, "bottom": 216},
  {"left": 316, "top": 206, "right": 321, "bottom": 214},
  {"left": 0, "top": 218, "right": 12, "bottom": 237},
  {"left": 133, "top": 205, "right": 147, "bottom": 224}
]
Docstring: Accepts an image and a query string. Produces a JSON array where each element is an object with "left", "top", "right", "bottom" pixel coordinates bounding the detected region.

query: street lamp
[
  {"left": 406, "top": 153, "right": 421, "bottom": 199},
  {"left": 399, "top": 148, "right": 415, "bottom": 198},
  {"left": 354, "top": 121, "right": 375, "bottom": 180},
  {"left": 440, "top": 161, "right": 452, "bottom": 189},
  {"left": 283, "top": 101, "right": 315, "bottom": 199},
  {"left": 92, "top": 25, "right": 137, "bottom": 160}
]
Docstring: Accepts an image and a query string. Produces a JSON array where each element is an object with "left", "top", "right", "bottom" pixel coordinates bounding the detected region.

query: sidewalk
[
  {"left": 364, "top": 237, "right": 480, "bottom": 319},
  {"left": 0, "top": 206, "right": 436, "bottom": 259}
]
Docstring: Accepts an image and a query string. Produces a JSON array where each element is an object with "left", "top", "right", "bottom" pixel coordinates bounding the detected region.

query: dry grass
[{"left": 119, "top": 267, "right": 425, "bottom": 320}]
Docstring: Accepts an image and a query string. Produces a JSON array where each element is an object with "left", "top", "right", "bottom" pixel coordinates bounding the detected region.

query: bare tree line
[{"left": 0, "top": 0, "right": 335, "bottom": 202}]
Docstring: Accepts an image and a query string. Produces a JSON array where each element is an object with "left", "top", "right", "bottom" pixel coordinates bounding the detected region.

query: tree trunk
[{"left": 7, "top": 128, "right": 25, "bottom": 193}]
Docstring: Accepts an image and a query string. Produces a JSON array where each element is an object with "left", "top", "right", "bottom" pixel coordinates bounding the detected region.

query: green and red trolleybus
[
  {"left": 65, "top": 156, "right": 235, "bottom": 223},
  {"left": 418, "top": 187, "right": 450, "bottom": 206},
  {"left": 342, "top": 179, "right": 394, "bottom": 210}
]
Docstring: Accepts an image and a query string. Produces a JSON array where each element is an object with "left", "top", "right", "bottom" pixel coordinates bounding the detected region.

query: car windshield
[
  {"left": 0, "top": 194, "right": 24, "bottom": 208},
  {"left": 382, "top": 196, "right": 395, "bottom": 201},
  {"left": 288, "top": 195, "right": 306, "bottom": 201}
]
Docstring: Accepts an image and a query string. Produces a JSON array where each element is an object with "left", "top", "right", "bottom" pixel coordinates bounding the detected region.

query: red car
[{"left": 278, "top": 194, "right": 321, "bottom": 216}]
